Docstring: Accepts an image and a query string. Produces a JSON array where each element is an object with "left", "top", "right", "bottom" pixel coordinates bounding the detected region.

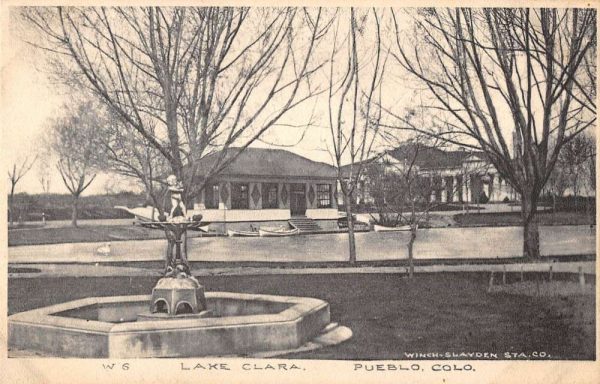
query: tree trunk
[
  {"left": 521, "top": 194, "right": 540, "bottom": 259},
  {"left": 344, "top": 191, "right": 357, "bottom": 265},
  {"left": 71, "top": 194, "right": 80, "bottom": 227},
  {"left": 166, "top": 105, "right": 184, "bottom": 187},
  {"left": 9, "top": 183, "right": 15, "bottom": 226},
  {"left": 407, "top": 227, "right": 416, "bottom": 278}
]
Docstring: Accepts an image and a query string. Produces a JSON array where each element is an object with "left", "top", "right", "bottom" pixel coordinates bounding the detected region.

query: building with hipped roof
[
  {"left": 340, "top": 142, "right": 517, "bottom": 206},
  {"left": 191, "top": 147, "right": 340, "bottom": 232}
]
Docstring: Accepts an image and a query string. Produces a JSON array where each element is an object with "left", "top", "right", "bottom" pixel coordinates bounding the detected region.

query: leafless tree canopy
[
  {"left": 50, "top": 100, "right": 104, "bottom": 226},
  {"left": 8, "top": 157, "right": 36, "bottom": 194},
  {"left": 7, "top": 156, "right": 37, "bottom": 225},
  {"left": 21, "top": 6, "right": 331, "bottom": 199},
  {"left": 554, "top": 133, "right": 596, "bottom": 197},
  {"left": 100, "top": 111, "right": 171, "bottom": 213},
  {"left": 391, "top": 8, "right": 596, "bottom": 257}
]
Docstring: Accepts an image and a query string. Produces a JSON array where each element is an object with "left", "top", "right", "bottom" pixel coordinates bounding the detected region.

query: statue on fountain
[
  {"left": 162, "top": 174, "right": 192, "bottom": 278},
  {"left": 147, "top": 175, "right": 207, "bottom": 318},
  {"left": 167, "top": 174, "right": 187, "bottom": 222}
]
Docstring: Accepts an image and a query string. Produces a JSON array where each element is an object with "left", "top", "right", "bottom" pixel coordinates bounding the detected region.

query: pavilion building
[{"left": 191, "top": 147, "right": 340, "bottom": 232}]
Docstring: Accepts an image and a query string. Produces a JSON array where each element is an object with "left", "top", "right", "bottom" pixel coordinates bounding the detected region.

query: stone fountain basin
[{"left": 8, "top": 292, "right": 330, "bottom": 358}]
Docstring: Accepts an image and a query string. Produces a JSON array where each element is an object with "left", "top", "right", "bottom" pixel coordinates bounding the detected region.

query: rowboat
[
  {"left": 373, "top": 224, "right": 413, "bottom": 232},
  {"left": 227, "top": 229, "right": 259, "bottom": 237},
  {"left": 258, "top": 227, "right": 299, "bottom": 237}
]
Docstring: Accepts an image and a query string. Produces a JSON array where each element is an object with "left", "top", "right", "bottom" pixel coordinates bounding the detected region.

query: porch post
[
  {"left": 441, "top": 178, "right": 447, "bottom": 203},
  {"left": 466, "top": 174, "right": 471, "bottom": 203},
  {"left": 430, "top": 174, "right": 435, "bottom": 202}
]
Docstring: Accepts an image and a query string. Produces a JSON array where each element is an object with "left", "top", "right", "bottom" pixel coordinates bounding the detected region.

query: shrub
[{"left": 6, "top": 192, "right": 146, "bottom": 221}]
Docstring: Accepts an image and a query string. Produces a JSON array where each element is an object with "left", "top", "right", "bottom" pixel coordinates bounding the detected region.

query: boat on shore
[
  {"left": 258, "top": 226, "right": 299, "bottom": 237},
  {"left": 227, "top": 229, "right": 260, "bottom": 237},
  {"left": 373, "top": 224, "right": 413, "bottom": 232}
]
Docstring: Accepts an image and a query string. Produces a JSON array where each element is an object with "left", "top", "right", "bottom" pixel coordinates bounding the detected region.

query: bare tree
[
  {"left": 558, "top": 133, "right": 595, "bottom": 199},
  {"left": 546, "top": 161, "right": 570, "bottom": 213},
  {"left": 37, "top": 168, "right": 51, "bottom": 194},
  {"left": 328, "top": 8, "right": 388, "bottom": 264},
  {"left": 99, "top": 109, "right": 171, "bottom": 217},
  {"left": 390, "top": 8, "right": 596, "bottom": 258},
  {"left": 35, "top": 132, "right": 53, "bottom": 194},
  {"left": 586, "top": 136, "right": 596, "bottom": 195},
  {"left": 8, "top": 156, "right": 37, "bottom": 226},
  {"left": 366, "top": 134, "right": 487, "bottom": 277},
  {"left": 50, "top": 101, "right": 104, "bottom": 227},
  {"left": 20, "top": 7, "right": 330, "bottom": 208}
]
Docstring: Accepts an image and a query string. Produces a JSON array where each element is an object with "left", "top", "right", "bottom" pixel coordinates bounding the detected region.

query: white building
[{"left": 342, "top": 143, "right": 517, "bottom": 205}]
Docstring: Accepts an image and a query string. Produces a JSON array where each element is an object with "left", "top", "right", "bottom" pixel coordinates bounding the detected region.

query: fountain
[{"left": 8, "top": 176, "right": 350, "bottom": 358}]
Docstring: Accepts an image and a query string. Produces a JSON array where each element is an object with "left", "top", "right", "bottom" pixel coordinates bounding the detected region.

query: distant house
[
  {"left": 341, "top": 143, "right": 517, "bottom": 205},
  {"left": 192, "top": 148, "right": 340, "bottom": 231}
]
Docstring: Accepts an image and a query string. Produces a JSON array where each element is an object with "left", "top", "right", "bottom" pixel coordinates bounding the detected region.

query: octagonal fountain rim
[{"left": 8, "top": 292, "right": 329, "bottom": 332}]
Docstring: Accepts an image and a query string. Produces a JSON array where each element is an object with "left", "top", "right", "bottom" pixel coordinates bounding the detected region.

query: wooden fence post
[
  {"left": 488, "top": 271, "right": 495, "bottom": 292},
  {"left": 520, "top": 265, "right": 524, "bottom": 282}
]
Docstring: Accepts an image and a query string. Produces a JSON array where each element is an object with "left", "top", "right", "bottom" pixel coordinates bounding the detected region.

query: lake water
[{"left": 8, "top": 225, "right": 594, "bottom": 263}]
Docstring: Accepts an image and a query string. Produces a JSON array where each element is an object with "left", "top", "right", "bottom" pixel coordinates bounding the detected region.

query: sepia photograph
[{"left": 1, "top": 1, "right": 597, "bottom": 383}]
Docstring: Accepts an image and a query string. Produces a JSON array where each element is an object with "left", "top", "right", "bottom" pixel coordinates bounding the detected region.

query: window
[
  {"left": 262, "top": 183, "right": 278, "bottom": 209},
  {"left": 317, "top": 184, "right": 332, "bottom": 208},
  {"left": 231, "top": 183, "right": 249, "bottom": 209},
  {"left": 205, "top": 184, "right": 219, "bottom": 209}
]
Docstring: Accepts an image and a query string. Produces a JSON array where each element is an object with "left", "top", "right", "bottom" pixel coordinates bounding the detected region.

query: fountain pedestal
[
  {"left": 140, "top": 275, "right": 209, "bottom": 319},
  {"left": 143, "top": 216, "right": 211, "bottom": 319}
]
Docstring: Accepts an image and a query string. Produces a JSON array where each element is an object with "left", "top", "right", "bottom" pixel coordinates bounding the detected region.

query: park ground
[
  {"left": 7, "top": 205, "right": 596, "bottom": 360},
  {"left": 8, "top": 272, "right": 595, "bottom": 360}
]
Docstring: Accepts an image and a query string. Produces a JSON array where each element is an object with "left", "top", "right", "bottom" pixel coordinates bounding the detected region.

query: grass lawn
[
  {"left": 454, "top": 211, "right": 594, "bottom": 227},
  {"left": 8, "top": 273, "right": 595, "bottom": 360},
  {"left": 7, "top": 225, "right": 208, "bottom": 246}
]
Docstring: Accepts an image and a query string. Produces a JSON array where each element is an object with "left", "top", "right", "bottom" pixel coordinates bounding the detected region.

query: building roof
[
  {"left": 339, "top": 143, "right": 487, "bottom": 175},
  {"left": 338, "top": 156, "right": 381, "bottom": 176},
  {"left": 386, "top": 144, "right": 481, "bottom": 170},
  {"left": 196, "top": 147, "right": 337, "bottom": 179}
]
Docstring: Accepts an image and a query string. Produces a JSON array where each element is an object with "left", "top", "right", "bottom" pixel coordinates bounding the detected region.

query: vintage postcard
[{"left": 1, "top": 0, "right": 598, "bottom": 383}]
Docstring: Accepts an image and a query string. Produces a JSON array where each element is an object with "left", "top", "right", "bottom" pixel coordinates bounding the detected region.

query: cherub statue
[{"left": 166, "top": 174, "right": 187, "bottom": 221}]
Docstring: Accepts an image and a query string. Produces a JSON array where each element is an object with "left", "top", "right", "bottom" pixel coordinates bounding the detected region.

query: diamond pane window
[
  {"left": 307, "top": 185, "right": 316, "bottom": 205},
  {"left": 251, "top": 184, "right": 261, "bottom": 207}
]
